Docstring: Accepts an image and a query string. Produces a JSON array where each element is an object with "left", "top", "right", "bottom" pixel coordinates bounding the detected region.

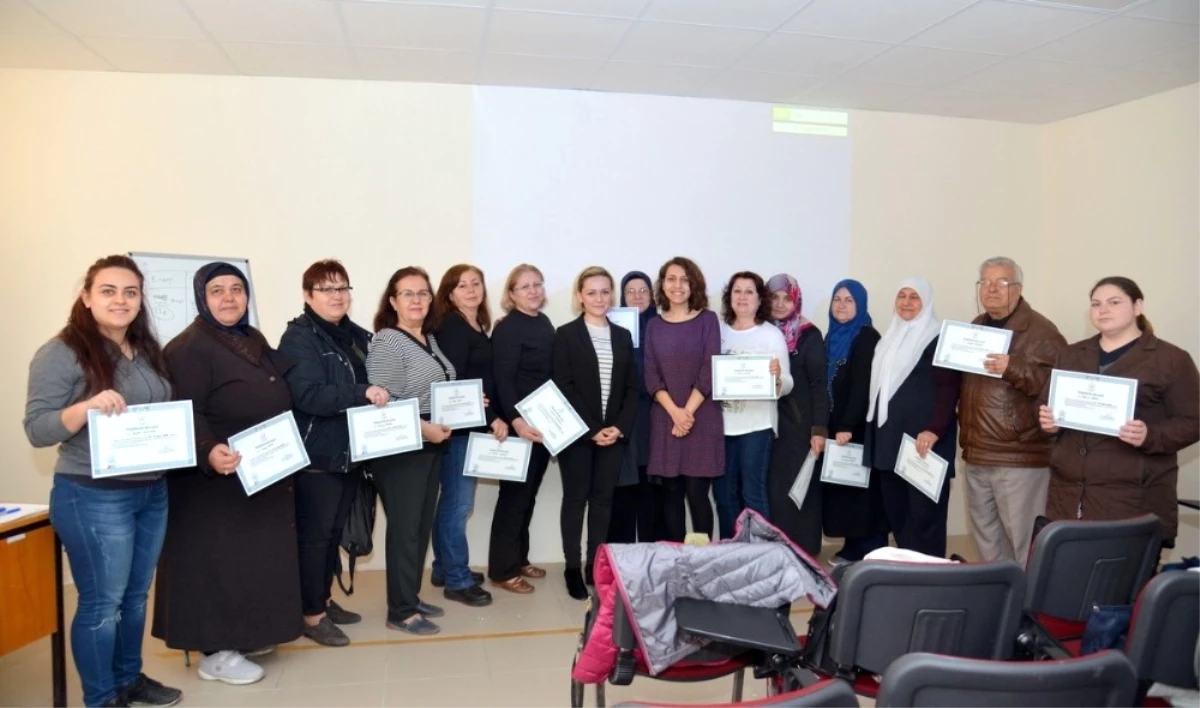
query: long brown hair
[
  {"left": 60, "top": 255, "right": 171, "bottom": 397},
  {"left": 1091, "top": 276, "right": 1153, "bottom": 335},
  {"left": 432, "top": 264, "right": 492, "bottom": 332},
  {"left": 373, "top": 266, "right": 434, "bottom": 333}
]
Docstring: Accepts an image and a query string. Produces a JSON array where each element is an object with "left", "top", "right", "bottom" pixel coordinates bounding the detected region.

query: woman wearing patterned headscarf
[
  {"left": 765, "top": 273, "right": 829, "bottom": 556},
  {"left": 153, "top": 262, "right": 302, "bottom": 686}
]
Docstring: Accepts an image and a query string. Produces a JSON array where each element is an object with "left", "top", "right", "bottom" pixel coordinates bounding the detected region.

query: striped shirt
[
  {"left": 366, "top": 327, "right": 455, "bottom": 415},
  {"left": 587, "top": 322, "right": 614, "bottom": 416}
]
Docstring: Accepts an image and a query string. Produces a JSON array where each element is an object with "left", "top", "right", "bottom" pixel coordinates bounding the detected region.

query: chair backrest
[
  {"left": 876, "top": 651, "right": 1139, "bottom": 707},
  {"left": 1125, "top": 570, "right": 1200, "bottom": 689},
  {"left": 1025, "top": 514, "right": 1161, "bottom": 621},
  {"left": 614, "top": 678, "right": 858, "bottom": 708},
  {"left": 829, "top": 560, "right": 1026, "bottom": 674}
]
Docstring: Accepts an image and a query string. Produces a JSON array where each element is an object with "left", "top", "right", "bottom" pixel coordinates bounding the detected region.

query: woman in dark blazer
[{"left": 554, "top": 266, "right": 639, "bottom": 600}]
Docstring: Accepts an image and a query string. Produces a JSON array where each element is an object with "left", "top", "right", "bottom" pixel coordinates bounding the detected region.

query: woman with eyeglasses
[
  {"left": 277, "top": 260, "right": 384, "bottom": 647},
  {"left": 366, "top": 267, "right": 455, "bottom": 636},
  {"left": 487, "top": 264, "right": 555, "bottom": 594}
]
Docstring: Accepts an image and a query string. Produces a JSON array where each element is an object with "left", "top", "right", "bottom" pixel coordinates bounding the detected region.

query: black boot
[{"left": 564, "top": 568, "right": 588, "bottom": 600}]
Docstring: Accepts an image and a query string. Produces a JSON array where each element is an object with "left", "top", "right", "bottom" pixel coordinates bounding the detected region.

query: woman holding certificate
[
  {"left": 488, "top": 264, "right": 555, "bottom": 595},
  {"left": 765, "top": 274, "right": 829, "bottom": 556},
  {"left": 429, "top": 264, "right": 507, "bottom": 608},
  {"left": 366, "top": 266, "right": 456, "bottom": 636},
  {"left": 1039, "top": 277, "right": 1199, "bottom": 549},
  {"left": 554, "top": 266, "right": 639, "bottom": 599},
  {"left": 24, "top": 255, "right": 182, "bottom": 708},
  {"left": 644, "top": 256, "right": 723, "bottom": 542},
  {"left": 154, "top": 262, "right": 301, "bottom": 686},
  {"left": 714, "top": 272, "right": 792, "bottom": 540},
  {"left": 865, "top": 278, "right": 961, "bottom": 558}
]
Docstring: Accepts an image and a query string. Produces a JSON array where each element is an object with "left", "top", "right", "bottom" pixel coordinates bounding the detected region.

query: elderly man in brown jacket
[{"left": 959, "top": 257, "right": 1067, "bottom": 564}]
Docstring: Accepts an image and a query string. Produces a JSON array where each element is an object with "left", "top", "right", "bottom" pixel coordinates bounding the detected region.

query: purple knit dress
[{"left": 643, "top": 310, "right": 725, "bottom": 479}]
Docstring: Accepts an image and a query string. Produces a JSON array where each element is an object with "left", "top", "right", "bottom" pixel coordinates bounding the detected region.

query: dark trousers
[
  {"left": 373, "top": 449, "right": 443, "bottom": 623},
  {"left": 488, "top": 442, "right": 550, "bottom": 581},
  {"left": 879, "top": 468, "right": 950, "bottom": 558},
  {"left": 559, "top": 441, "right": 624, "bottom": 568},
  {"left": 769, "top": 456, "right": 824, "bottom": 557},
  {"left": 294, "top": 469, "right": 358, "bottom": 616},
  {"left": 661, "top": 476, "right": 714, "bottom": 542},
  {"left": 608, "top": 466, "right": 663, "bottom": 544}
]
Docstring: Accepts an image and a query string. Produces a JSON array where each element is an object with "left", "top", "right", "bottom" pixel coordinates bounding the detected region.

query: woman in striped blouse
[
  {"left": 366, "top": 266, "right": 455, "bottom": 636},
  {"left": 552, "top": 266, "right": 639, "bottom": 599}
]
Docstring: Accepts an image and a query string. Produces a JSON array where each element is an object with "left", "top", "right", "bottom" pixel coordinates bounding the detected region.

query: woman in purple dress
[{"left": 644, "top": 256, "right": 724, "bottom": 541}]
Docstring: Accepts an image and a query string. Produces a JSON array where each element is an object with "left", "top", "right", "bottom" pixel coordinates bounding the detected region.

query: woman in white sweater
[{"left": 713, "top": 271, "right": 793, "bottom": 539}]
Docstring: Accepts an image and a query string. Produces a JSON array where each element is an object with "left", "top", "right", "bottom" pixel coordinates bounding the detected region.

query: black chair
[
  {"left": 1125, "top": 570, "right": 1200, "bottom": 702},
  {"left": 875, "top": 650, "right": 1138, "bottom": 707},
  {"left": 612, "top": 678, "right": 858, "bottom": 708}
]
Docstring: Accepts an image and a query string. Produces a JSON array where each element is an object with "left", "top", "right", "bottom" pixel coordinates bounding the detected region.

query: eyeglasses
[
  {"left": 977, "top": 279, "right": 1020, "bottom": 289},
  {"left": 624, "top": 287, "right": 649, "bottom": 297},
  {"left": 397, "top": 290, "right": 433, "bottom": 302},
  {"left": 514, "top": 281, "right": 544, "bottom": 293},
  {"left": 313, "top": 286, "right": 352, "bottom": 295}
]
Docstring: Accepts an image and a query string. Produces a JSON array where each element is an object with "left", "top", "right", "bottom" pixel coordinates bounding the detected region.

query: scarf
[
  {"left": 304, "top": 304, "right": 369, "bottom": 383},
  {"left": 825, "top": 279, "right": 872, "bottom": 399},
  {"left": 193, "top": 262, "right": 251, "bottom": 336},
  {"left": 767, "top": 273, "right": 812, "bottom": 355},
  {"left": 867, "top": 277, "right": 941, "bottom": 426}
]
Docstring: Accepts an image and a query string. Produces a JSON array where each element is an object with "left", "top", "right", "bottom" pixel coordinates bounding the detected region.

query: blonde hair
[
  {"left": 500, "top": 263, "right": 546, "bottom": 313},
  {"left": 572, "top": 266, "right": 615, "bottom": 314}
]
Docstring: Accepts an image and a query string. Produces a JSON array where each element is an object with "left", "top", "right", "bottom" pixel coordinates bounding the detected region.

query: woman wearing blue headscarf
[
  {"left": 152, "top": 263, "right": 302, "bottom": 686},
  {"left": 820, "top": 280, "right": 886, "bottom": 565}
]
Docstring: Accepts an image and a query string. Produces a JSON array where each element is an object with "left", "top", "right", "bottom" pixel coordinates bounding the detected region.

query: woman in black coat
[{"left": 554, "top": 266, "right": 639, "bottom": 600}]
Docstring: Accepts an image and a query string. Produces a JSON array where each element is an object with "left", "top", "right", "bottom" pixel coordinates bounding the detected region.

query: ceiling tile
[
  {"left": 184, "top": 0, "right": 343, "bottom": 45},
  {"left": 948, "top": 57, "right": 1110, "bottom": 95},
  {"left": 494, "top": 0, "right": 646, "bottom": 18},
  {"left": 699, "top": 69, "right": 823, "bottom": 102},
  {"left": 0, "top": 0, "right": 63, "bottom": 35},
  {"left": 612, "top": 21, "right": 765, "bottom": 67},
  {"left": 892, "top": 86, "right": 1012, "bottom": 119},
  {"left": 589, "top": 61, "right": 714, "bottom": 95},
  {"left": 1025, "top": 16, "right": 1199, "bottom": 66},
  {"left": 356, "top": 46, "right": 476, "bottom": 83},
  {"left": 907, "top": 0, "right": 1101, "bottom": 54},
  {"left": 361, "top": 0, "right": 487, "bottom": 6},
  {"left": 1127, "top": 42, "right": 1200, "bottom": 77},
  {"left": 222, "top": 41, "right": 359, "bottom": 78},
  {"left": 1125, "top": 0, "right": 1200, "bottom": 23},
  {"left": 28, "top": 0, "right": 206, "bottom": 40},
  {"left": 843, "top": 46, "right": 1002, "bottom": 86},
  {"left": 82, "top": 36, "right": 235, "bottom": 73},
  {"left": 802, "top": 77, "right": 928, "bottom": 109},
  {"left": 642, "top": 0, "right": 806, "bottom": 30},
  {"left": 479, "top": 53, "right": 602, "bottom": 89},
  {"left": 1055, "top": 65, "right": 1194, "bottom": 103},
  {"left": 340, "top": 2, "right": 485, "bottom": 51},
  {"left": 0, "top": 32, "right": 110, "bottom": 69},
  {"left": 486, "top": 11, "right": 630, "bottom": 60},
  {"left": 736, "top": 33, "right": 888, "bottom": 76},
  {"left": 782, "top": 0, "right": 973, "bottom": 43}
]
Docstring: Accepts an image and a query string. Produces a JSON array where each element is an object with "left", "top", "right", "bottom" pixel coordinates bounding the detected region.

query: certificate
[
  {"left": 346, "top": 399, "right": 423, "bottom": 462},
  {"left": 607, "top": 307, "right": 640, "bottom": 348},
  {"left": 790, "top": 451, "right": 818, "bottom": 511},
  {"left": 712, "top": 355, "right": 776, "bottom": 401},
  {"left": 88, "top": 400, "right": 196, "bottom": 478},
  {"left": 895, "top": 434, "right": 949, "bottom": 504},
  {"left": 463, "top": 432, "right": 532, "bottom": 482},
  {"left": 431, "top": 379, "right": 487, "bottom": 430},
  {"left": 514, "top": 380, "right": 588, "bottom": 457},
  {"left": 1047, "top": 369, "right": 1138, "bottom": 437},
  {"left": 933, "top": 320, "right": 1013, "bottom": 378},
  {"left": 820, "top": 441, "right": 870, "bottom": 488},
  {"left": 229, "top": 411, "right": 311, "bottom": 496}
]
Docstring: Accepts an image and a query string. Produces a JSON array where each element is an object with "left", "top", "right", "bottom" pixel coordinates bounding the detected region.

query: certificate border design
[
  {"left": 1047, "top": 369, "right": 1139, "bottom": 437},
  {"left": 607, "top": 307, "right": 640, "bottom": 348},
  {"left": 229, "top": 410, "right": 312, "bottom": 496},
  {"left": 462, "top": 432, "right": 532, "bottom": 483},
  {"left": 895, "top": 433, "right": 948, "bottom": 504},
  {"left": 514, "top": 379, "right": 589, "bottom": 457},
  {"left": 347, "top": 399, "right": 424, "bottom": 462},
  {"left": 818, "top": 439, "right": 870, "bottom": 489},
  {"left": 88, "top": 400, "right": 197, "bottom": 479},
  {"left": 430, "top": 379, "right": 487, "bottom": 431},
  {"left": 932, "top": 320, "right": 1013, "bottom": 379},
  {"left": 711, "top": 354, "right": 777, "bottom": 401}
]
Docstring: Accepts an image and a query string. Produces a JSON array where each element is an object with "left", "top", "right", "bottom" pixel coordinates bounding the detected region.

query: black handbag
[{"left": 336, "top": 465, "right": 377, "bottom": 596}]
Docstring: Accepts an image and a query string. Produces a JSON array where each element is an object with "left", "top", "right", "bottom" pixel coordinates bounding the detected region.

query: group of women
[{"left": 24, "top": 253, "right": 1199, "bottom": 707}]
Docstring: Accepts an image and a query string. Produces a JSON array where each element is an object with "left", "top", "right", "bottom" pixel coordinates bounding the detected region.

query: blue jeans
[
  {"left": 431, "top": 435, "right": 478, "bottom": 590},
  {"left": 49, "top": 475, "right": 167, "bottom": 707},
  {"left": 714, "top": 430, "right": 774, "bottom": 540}
]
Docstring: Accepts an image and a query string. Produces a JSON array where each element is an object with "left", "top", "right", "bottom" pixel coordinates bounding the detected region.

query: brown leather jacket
[
  {"left": 960, "top": 298, "right": 1067, "bottom": 467},
  {"left": 1043, "top": 332, "right": 1200, "bottom": 540}
]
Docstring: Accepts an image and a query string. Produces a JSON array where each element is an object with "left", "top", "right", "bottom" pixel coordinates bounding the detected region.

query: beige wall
[{"left": 1, "top": 69, "right": 1195, "bottom": 569}]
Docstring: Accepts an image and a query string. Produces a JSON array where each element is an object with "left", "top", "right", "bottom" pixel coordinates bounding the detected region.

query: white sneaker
[
  {"left": 827, "top": 555, "right": 850, "bottom": 568},
  {"left": 197, "top": 650, "right": 266, "bottom": 685}
]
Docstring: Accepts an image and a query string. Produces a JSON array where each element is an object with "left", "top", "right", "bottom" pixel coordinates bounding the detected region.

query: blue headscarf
[
  {"left": 193, "top": 261, "right": 251, "bottom": 336},
  {"left": 825, "top": 279, "right": 871, "bottom": 397}
]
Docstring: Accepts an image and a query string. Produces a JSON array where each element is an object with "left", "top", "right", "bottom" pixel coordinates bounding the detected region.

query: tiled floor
[{"left": 1, "top": 537, "right": 978, "bottom": 707}]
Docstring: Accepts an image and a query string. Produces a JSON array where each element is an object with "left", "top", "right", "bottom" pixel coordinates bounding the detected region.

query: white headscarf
[{"left": 867, "top": 277, "right": 941, "bottom": 426}]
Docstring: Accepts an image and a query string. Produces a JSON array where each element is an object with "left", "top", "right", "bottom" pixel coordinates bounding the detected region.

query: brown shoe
[
  {"left": 520, "top": 564, "right": 547, "bottom": 579},
  {"left": 491, "top": 576, "right": 535, "bottom": 594}
]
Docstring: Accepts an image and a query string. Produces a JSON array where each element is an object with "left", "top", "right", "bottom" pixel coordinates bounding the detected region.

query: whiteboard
[{"left": 129, "top": 252, "right": 260, "bottom": 344}]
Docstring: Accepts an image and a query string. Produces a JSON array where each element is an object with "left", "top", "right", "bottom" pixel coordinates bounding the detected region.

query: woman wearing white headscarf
[{"left": 864, "top": 278, "right": 961, "bottom": 557}]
